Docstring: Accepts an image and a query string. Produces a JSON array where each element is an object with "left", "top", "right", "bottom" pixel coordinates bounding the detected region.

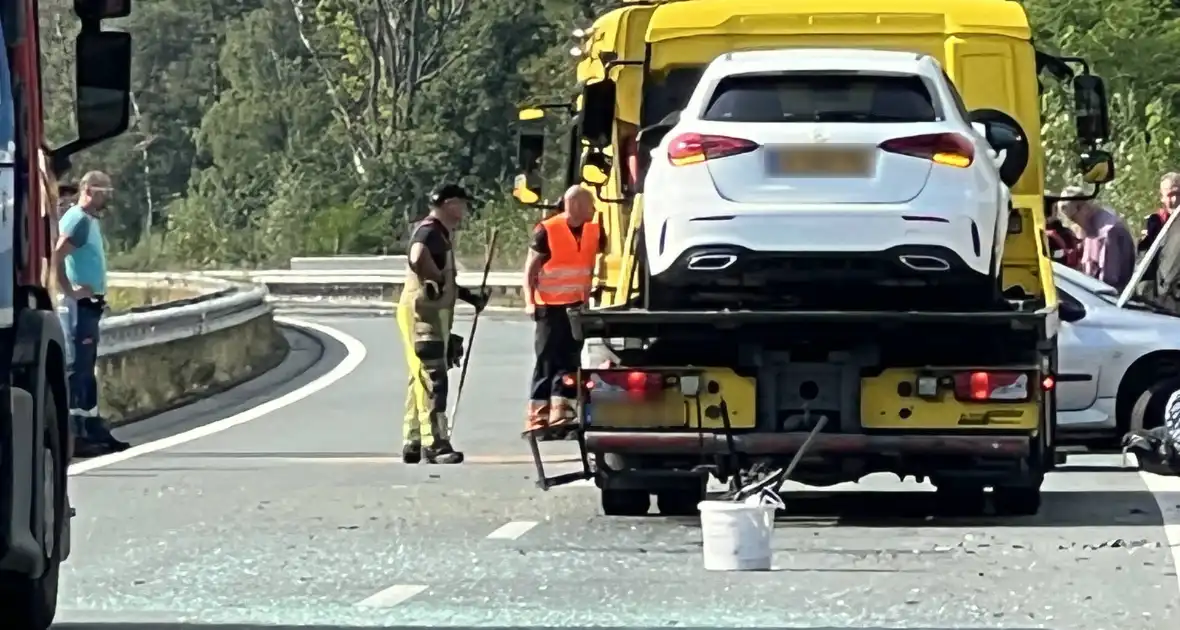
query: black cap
[{"left": 429, "top": 184, "right": 471, "bottom": 207}]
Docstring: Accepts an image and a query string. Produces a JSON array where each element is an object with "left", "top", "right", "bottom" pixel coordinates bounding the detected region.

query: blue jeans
[{"left": 59, "top": 296, "right": 105, "bottom": 439}]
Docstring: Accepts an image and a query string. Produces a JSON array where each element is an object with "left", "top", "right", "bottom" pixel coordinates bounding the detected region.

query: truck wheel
[
  {"left": 1, "top": 386, "right": 64, "bottom": 630},
  {"left": 601, "top": 488, "right": 650, "bottom": 516},
  {"left": 993, "top": 484, "right": 1042, "bottom": 516},
  {"left": 934, "top": 481, "right": 986, "bottom": 517},
  {"left": 656, "top": 482, "right": 705, "bottom": 516}
]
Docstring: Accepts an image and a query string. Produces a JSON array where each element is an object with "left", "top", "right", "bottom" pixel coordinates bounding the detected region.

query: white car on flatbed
[{"left": 641, "top": 48, "right": 1011, "bottom": 310}]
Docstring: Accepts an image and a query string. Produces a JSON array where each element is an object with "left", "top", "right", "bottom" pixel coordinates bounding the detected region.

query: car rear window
[{"left": 702, "top": 72, "right": 938, "bottom": 123}]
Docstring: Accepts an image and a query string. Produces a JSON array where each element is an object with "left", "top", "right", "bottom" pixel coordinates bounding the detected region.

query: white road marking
[
  {"left": 1138, "top": 469, "right": 1180, "bottom": 599},
  {"left": 486, "top": 520, "right": 538, "bottom": 540},
  {"left": 355, "top": 583, "right": 428, "bottom": 608},
  {"left": 67, "top": 317, "right": 367, "bottom": 476}
]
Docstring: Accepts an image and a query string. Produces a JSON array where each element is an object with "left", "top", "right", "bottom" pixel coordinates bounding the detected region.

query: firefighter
[
  {"left": 523, "top": 186, "right": 604, "bottom": 433},
  {"left": 398, "top": 184, "right": 489, "bottom": 464}
]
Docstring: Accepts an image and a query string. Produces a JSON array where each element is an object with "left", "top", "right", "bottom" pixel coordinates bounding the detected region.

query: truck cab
[
  {"left": 0, "top": 2, "right": 133, "bottom": 628},
  {"left": 514, "top": 0, "right": 1114, "bottom": 518}
]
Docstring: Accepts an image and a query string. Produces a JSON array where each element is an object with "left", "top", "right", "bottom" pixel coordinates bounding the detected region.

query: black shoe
[
  {"left": 424, "top": 440, "right": 464, "bottom": 464},
  {"left": 402, "top": 442, "right": 422, "bottom": 464},
  {"left": 85, "top": 417, "right": 131, "bottom": 452},
  {"left": 72, "top": 437, "right": 109, "bottom": 459}
]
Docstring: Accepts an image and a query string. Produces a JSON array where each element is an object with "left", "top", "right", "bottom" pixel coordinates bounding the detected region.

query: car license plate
[{"left": 776, "top": 149, "right": 871, "bottom": 176}]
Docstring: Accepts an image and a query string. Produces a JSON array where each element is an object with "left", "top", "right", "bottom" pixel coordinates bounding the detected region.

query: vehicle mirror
[
  {"left": 971, "top": 121, "right": 988, "bottom": 137},
  {"left": 519, "top": 108, "right": 545, "bottom": 121},
  {"left": 1078, "top": 149, "right": 1114, "bottom": 184},
  {"left": 580, "top": 152, "right": 611, "bottom": 186},
  {"left": 1073, "top": 74, "right": 1110, "bottom": 144},
  {"left": 513, "top": 128, "right": 545, "bottom": 206},
  {"left": 513, "top": 174, "right": 542, "bottom": 205},
  {"left": 75, "top": 31, "right": 132, "bottom": 144},
  {"left": 580, "top": 79, "right": 617, "bottom": 149},
  {"left": 74, "top": 0, "right": 131, "bottom": 20},
  {"left": 968, "top": 109, "right": 1029, "bottom": 188},
  {"left": 1058, "top": 300, "right": 1086, "bottom": 323}
]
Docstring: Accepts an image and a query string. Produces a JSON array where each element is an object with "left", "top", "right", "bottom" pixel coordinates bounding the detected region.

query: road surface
[{"left": 58, "top": 316, "right": 1180, "bottom": 628}]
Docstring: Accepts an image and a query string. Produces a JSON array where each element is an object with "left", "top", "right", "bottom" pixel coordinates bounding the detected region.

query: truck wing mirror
[
  {"left": 49, "top": 30, "right": 133, "bottom": 176},
  {"left": 581, "top": 151, "right": 610, "bottom": 186},
  {"left": 580, "top": 79, "right": 616, "bottom": 149},
  {"left": 1073, "top": 74, "right": 1110, "bottom": 145},
  {"left": 74, "top": 0, "right": 132, "bottom": 20},
  {"left": 1079, "top": 149, "right": 1114, "bottom": 184},
  {"left": 513, "top": 128, "right": 545, "bottom": 206}
]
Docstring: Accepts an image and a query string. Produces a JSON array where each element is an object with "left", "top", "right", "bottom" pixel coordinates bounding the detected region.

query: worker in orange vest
[{"left": 522, "top": 186, "right": 605, "bottom": 434}]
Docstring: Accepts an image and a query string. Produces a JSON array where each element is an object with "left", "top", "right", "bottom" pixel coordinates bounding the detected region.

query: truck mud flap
[{"left": 523, "top": 425, "right": 593, "bottom": 490}]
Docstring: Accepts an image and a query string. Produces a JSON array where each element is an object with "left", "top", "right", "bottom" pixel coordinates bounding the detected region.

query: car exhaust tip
[
  {"left": 686, "top": 254, "right": 738, "bottom": 271},
  {"left": 898, "top": 255, "right": 951, "bottom": 272}
]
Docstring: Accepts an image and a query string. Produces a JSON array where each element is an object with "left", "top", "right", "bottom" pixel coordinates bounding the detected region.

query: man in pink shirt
[{"left": 1057, "top": 186, "right": 1136, "bottom": 291}]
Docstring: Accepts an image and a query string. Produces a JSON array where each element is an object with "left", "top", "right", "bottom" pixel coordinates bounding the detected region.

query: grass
[{"left": 103, "top": 286, "right": 201, "bottom": 313}]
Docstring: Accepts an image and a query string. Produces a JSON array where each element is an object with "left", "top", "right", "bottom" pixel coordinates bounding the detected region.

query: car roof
[{"left": 706, "top": 48, "right": 928, "bottom": 78}]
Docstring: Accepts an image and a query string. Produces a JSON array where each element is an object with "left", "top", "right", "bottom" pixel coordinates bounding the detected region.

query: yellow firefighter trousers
[{"left": 397, "top": 304, "right": 452, "bottom": 446}]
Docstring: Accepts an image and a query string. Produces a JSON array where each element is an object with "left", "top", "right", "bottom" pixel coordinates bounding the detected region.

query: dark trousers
[
  {"left": 530, "top": 304, "right": 584, "bottom": 402},
  {"left": 64, "top": 297, "right": 106, "bottom": 439}
]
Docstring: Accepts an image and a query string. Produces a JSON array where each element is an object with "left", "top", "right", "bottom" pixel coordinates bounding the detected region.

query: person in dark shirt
[
  {"left": 1140, "top": 172, "right": 1180, "bottom": 255},
  {"left": 397, "top": 184, "right": 488, "bottom": 465}
]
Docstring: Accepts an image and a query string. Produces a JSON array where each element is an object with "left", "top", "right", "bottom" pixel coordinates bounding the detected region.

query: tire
[
  {"left": 1129, "top": 376, "right": 1180, "bottom": 432},
  {"left": 600, "top": 488, "right": 650, "bottom": 516},
  {"left": 934, "top": 481, "right": 986, "bottom": 517},
  {"left": 993, "top": 484, "right": 1042, "bottom": 516},
  {"left": 0, "top": 384, "right": 64, "bottom": 630},
  {"left": 656, "top": 482, "right": 705, "bottom": 516}
]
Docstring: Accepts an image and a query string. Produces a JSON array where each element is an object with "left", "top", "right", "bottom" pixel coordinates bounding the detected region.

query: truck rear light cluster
[
  {"left": 667, "top": 133, "right": 760, "bottom": 166},
  {"left": 951, "top": 371, "right": 1031, "bottom": 402},
  {"left": 568, "top": 369, "right": 671, "bottom": 400},
  {"left": 879, "top": 132, "right": 974, "bottom": 168}
]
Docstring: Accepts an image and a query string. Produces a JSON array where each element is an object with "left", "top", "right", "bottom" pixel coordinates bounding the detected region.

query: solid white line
[
  {"left": 355, "top": 583, "right": 428, "bottom": 608},
  {"left": 486, "top": 520, "right": 538, "bottom": 540},
  {"left": 67, "top": 317, "right": 367, "bottom": 476},
  {"left": 1138, "top": 469, "right": 1180, "bottom": 599}
]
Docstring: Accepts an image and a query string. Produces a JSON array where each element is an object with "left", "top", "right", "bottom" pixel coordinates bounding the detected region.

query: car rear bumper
[
  {"left": 585, "top": 431, "right": 1032, "bottom": 457},
  {"left": 643, "top": 202, "right": 995, "bottom": 278}
]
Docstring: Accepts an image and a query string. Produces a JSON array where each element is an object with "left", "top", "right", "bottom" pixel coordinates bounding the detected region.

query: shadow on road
[
  {"left": 57, "top": 625, "right": 1050, "bottom": 630},
  {"left": 680, "top": 488, "right": 1175, "bottom": 528}
]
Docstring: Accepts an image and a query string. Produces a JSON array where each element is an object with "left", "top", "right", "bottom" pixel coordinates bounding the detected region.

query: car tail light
[
  {"left": 952, "top": 371, "right": 1031, "bottom": 402},
  {"left": 879, "top": 132, "right": 974, "bottom": 168},
  {"left": 667, "top": 133, "right": 759, "bottom": 166}
]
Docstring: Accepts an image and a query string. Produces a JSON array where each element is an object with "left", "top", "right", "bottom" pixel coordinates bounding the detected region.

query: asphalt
[{"left": 56, "top": 315, "right": 1180, "bottom": 629}]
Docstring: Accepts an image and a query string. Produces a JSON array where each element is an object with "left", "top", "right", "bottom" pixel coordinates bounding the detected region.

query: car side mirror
[
  {"left": 968, "top": 109, "right": 1029, "bottom": 189},
  {"left": 1078, "top": 149, "right": 1115, "bottom": 184},
  {"left": 1073, "top": 74, "right": 1110, "bottom": 145},
  {"left": 1059, "top": 300, "right": 1086, "bottom": 323}
]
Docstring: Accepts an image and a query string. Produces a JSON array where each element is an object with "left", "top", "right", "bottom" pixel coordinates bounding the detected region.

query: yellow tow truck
[{"left": 514, "top": 0, "right": 1115, "bottom": 517}]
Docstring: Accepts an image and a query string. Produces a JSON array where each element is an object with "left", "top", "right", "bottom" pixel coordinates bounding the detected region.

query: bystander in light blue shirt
[{"left": 59, "top": 204, "right": 106, "bottom": 294}]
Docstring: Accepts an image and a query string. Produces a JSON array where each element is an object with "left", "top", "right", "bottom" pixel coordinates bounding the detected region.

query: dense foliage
[{"left": 36, "top": 0, "right": 1180, "bottom": 269}]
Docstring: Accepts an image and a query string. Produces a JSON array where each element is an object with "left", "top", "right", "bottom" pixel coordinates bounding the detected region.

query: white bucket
[{"left": 697, "top": 490, "right": 784, "bottom": 571}]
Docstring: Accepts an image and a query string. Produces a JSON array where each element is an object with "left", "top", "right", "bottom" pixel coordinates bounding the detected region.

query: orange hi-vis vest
[{"left": 534, "top": 214, "right": 600, "bottom": 306}]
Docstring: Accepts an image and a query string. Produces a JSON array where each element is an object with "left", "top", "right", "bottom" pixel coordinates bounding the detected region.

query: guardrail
[
  {"left": 101, "top": 272, "right": 272, "bottom": 356},
  {"left": 186, "top": 269, "right": 522, "bottom": 315}
]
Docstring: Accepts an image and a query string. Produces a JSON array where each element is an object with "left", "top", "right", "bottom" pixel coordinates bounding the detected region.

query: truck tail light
[
  {"left": 952, "top": 371, "right": 1031, "bottom": 402},
  {"left": 580, "top": 369, "right": 669, "bottom": 400},
  {"left": 879, "top": 132, "right": 974, "bottom": 168},
  {"left": 667, "top": 133, "right": 759, "bottom": 166}
]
